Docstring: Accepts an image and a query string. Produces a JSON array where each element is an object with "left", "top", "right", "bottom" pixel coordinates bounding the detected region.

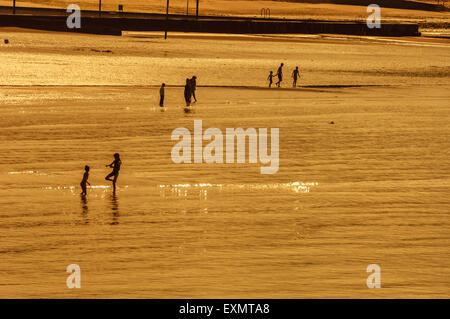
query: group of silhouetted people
[
  {"left": 268, "top": 63, "right": 300, "bottom": 88},
  {"left": 79, "top": 65, "right": 303, "bottom": 196},
  {"left": 184, "top": 75, "right": 197, "bottom": 106},
  {"left": 157, "top": 65, "right": 302, "bottom": 109},
  {"left": 80, "top": 153, "right": 122, "bottom": 196},
  {"left": 159, "top": 76, "right": 198, "bottom": 107}
]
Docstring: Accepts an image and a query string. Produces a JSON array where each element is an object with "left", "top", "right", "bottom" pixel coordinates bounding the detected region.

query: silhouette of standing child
[
  {"left": 268, "top": 71, "right": 274, "bottom": 88},
  {"left": 80, "top": 165, "right": 90, "bottom": 196},
  {"left": 105, "top": 153, "right": 121, "bottom": 193},
  {"left": 292, "top": 66, "right": 300, "bottom": 87}
]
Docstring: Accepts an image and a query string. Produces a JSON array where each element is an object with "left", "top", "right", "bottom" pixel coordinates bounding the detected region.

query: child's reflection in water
[{"left": 110, "top": 193, "right": 119, "bottom": 225}]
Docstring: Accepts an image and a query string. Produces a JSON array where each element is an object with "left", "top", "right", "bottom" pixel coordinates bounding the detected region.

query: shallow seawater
[
  {"left": 0, "top": 84, "right": 448, "bottom": 298},
  {"left": 0, "top": 30, "right": 449, "bottom": 298}
]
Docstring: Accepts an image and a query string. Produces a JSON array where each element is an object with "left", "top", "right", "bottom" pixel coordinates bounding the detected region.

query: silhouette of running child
[
  {"left": 105, "top": 153, "right": 121, "bottom": 193},
  {"left": 292, "top": 66, "right": 300, "bottom": 87},
  {"left": 268, "top": 71, "right": 274, "bottom": 88},
  {"left": 80, "top": 165, "right": 90, "bottom": 196},
  {"left": 276, "top": 63, "right": 284, "bottom": 87}
]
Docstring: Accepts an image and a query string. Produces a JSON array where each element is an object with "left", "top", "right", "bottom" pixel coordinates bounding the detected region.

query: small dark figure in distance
[
  {"left": 268, "top": 71, "right": 274, "bottom": 88},
  {"left": 105, "top": 153, "right": 121, "bottom": 193},
  {"left": 80, "top": 165, "right": 91, "bottom": 196},
  {"left": 190, "top": 76, "right": 197, "bottom": 103},
  {"left": 276, "top": 63, "right": 284, "bottom": 87},
  {"left": 292, "top": 66, "right": 300, "bottom": 88},
  {"left": 184, "top": 78, "right": 192, "bottom": 106},
  {"left": 159, "top": 83, "right": 165, "bottom": 107}
]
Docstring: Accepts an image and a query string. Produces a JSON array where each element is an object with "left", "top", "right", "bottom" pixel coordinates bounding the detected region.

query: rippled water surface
[{"left": 0, "top": 30, "right": 449, "bottom": 298}]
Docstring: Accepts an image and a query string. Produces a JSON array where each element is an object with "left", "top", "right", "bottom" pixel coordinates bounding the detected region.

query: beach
[
  {"left": 1, "top": 0, "right": 449, "bottom": 23},
  {"left": 0, "top": 28, "right": 449, "bottom": 298}
]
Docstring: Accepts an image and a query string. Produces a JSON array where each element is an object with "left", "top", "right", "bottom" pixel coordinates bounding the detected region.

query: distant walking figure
[
  {"left": 184, "top": 78, "right": 192, "bottom": 106},
  {"left": 267, "top": 71, "right": 274, "bottom": 88},
  {"left": 80, "top": 165, "right": 90, "bottom": 196},
  {"left": 105, "top": 153, "right": 121, "bottom": 193},
  {"left": 159, "top": 83, "right": 165, "bottom": 107},
  {"left": 190, "top": 76, "right": 197, "bottom": 103},
  {"left": 276, "top": 63, "right": 284, "bottom": 87},
  {"left": 292, "top": 66, "right": 300, "bottom": 88}
]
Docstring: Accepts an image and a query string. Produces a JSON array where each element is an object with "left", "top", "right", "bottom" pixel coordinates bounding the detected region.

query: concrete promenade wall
[{"left": 0, "top": 7, "right": 420, "bottom": 37}]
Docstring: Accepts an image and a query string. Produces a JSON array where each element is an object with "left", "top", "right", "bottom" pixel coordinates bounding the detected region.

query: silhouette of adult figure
[
  {"left": 190, "top": 76, "right": 197, "bottom": 103},
  {"left": 276, "top": 63, "right": 284, "bottom": 87},
  {"left": 184, "top": 78, "right": 192, "bottom": 106}
]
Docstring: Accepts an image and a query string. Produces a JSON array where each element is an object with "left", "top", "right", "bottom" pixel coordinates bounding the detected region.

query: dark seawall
[{"left": 0, "top": 7, "right": 420, "bottom": 37}]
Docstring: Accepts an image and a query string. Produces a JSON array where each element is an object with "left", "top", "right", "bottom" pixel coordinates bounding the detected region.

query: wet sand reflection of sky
[{"left": 159, "top": 181, "right": 319, "bottom": 199}]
